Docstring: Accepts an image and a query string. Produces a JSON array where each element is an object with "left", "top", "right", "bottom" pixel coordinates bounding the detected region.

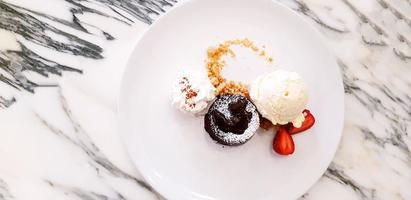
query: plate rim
[{"left": 118, "top": 0, "right": 345, "bottom": 199}]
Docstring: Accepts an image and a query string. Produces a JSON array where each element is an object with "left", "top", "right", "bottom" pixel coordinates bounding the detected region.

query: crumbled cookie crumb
[{"left": 206, "top": 38, "right": 273, "bottom": 97}]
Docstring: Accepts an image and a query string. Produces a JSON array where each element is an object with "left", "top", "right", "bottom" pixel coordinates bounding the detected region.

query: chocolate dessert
[{"left": 204, "top": 94, "right": 260, "bottom": 146}]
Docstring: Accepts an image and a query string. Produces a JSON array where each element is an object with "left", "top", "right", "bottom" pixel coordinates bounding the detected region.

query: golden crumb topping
[{"left": 206, "top": 38, "right": 273, "bottom": 98}]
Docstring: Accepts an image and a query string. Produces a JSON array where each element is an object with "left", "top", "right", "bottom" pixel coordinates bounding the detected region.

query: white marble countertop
[{"left": 0, "top": 0, "right": 410, "bottom": 199}]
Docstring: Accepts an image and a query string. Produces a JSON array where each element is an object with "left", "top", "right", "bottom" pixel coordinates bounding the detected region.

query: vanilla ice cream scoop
[{"left": 250, "top": 69, "right": 308, "bottom": 128}]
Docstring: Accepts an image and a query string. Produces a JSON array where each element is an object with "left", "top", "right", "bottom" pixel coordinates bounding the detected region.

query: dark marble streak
[
  {"left": 338, "top": 59, "right": 411, "bottom": 161},
  {"left": 325, "top": 163, "right": 376, "bottom": 199},
  {"left": 0, "top": 96, "right": 15, "bottom": 108},
  {"left": 0, "top": 0, "right": 175, "bottom": 108},
  {"left": 393, "top": 48, "right": 411, "bottom": 61},
  {"left": 359, "top": 126, "right": 411, "bottom": 165},
  {"left": 9, "top": 2, "right": 121, "bottom": 40},
  {"left": 0, "top": 2, "right": 104, "bottom": 58},
  {"left": 45, "top": 180, "right": 126, "bottom": 200},
  {"left": 375, "top": 0, "right": 411, "bottom": 28},
  {"left": 0, "top": 42, "right": 81, "bottom": 92},
  {"left": 0, "top": 178, "right": 13, "bottom": 200},
  {"left": 341, "top": 0, "right": 387, "bottom": 36},
  {"left": 82, "top": 0, "right": 176, "bottom": 24},
  {"left": 375, "top": 0, "right": 411, "bottom": 61},
  {"left": 342, "top": 0, "right": 411, "bottom": 60},
  {"left": 35, "top": 88, "right": 163, "bottom": 200},
  {"left": 341, "top": 0, "right": 388, "bottom": 47},
  {"left": 0, "top": 2, "right": 94, "bottom": 97},
  {"left": 284, "top": 0, "right": 349, "bottom": 33},
  {"left": 298, "top": 193, "right": 309, "bottom": 199},
  {"left": 361, "top": 36, "right": 387, "bottom": 46}
]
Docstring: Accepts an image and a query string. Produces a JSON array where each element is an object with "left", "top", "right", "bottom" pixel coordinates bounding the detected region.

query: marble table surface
[{"left": 0, "top": 0, "right": 410, "bottom": 199}]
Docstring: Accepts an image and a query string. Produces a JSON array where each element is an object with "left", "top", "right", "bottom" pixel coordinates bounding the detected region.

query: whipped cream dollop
[
  {"left": 171, "top": 70, "right": 216, "bottom": 115},
  {"left": 250, "top": 69, "right": 308, "bottom": 128}
]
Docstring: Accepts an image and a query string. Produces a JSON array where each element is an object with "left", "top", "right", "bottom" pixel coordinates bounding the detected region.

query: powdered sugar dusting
[{"left": 210, "top": 95, "right": 260, "bottom": 145}]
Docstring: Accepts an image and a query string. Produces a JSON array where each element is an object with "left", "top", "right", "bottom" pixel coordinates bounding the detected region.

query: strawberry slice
[
  {"left": 287, "top": 109, "right": 315, "bottom": 135},
  {"left": 273, "top": 127, "right": 295, "bottom": 155}
]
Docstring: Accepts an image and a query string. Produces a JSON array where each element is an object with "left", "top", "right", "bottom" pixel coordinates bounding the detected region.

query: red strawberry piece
[
  {"left": 273, "top": 127, "right": 295, "bottom": 155},
  {"left": 287, "top": 109, "right": 315, "bottom": 135}
]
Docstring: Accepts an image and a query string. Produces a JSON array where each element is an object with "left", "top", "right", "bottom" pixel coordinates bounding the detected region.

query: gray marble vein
[
  {"left": 0, "top": 0, "right": 175, "bottom": 108},
  {"left": 0, "top": 96, "right": 14, "bottom": 108},
  {"left": 35, "top": 88, "right": 163, "bottom": 200},
  {"left": 0, "top": 2, "right": 103, "bottom": 58},
  {"left": 0, "top": 0, "right": 409, "bottom": 199},
  {"left": 45, "top": 180, "right": 125, "bottom": 200},
  {"left": 343, "top": 0, "right": 411, "bottom": 60},
  {"left": 339, "top": 60, "right": 410, "bottom": 157},
  {"left": 325, "top": 163, "right": 376, "bottom": 199},
  {"left": 279, "top": 0, "right": 349, "bottom": 33},
  {"left": 0, "top": 179, "right": 13, "bottom": 200},
  {"left": 289, "top": 0, "right": 410, "bottom": 199},
  {"left": 375, "top": 0, "right": 411, "bottom": 28}
]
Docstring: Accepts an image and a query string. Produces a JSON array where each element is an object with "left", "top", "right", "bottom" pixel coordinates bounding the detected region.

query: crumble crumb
[{"left": 206, "top": 38, "right": 273, "bottom": 97}]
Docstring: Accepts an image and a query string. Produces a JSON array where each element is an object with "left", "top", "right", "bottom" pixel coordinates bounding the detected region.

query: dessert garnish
[
  {"left": 206, "top": 39, "right": 273, "bottom": 97},
  {"left": 287, "top": 109, "right": 315, "bottom": 135},
  {"left": 272, "top": 109, "right": 316, "bottom": 156},
  {"left": 273, "top": 127, "right": 295, "bottom": 155},
  {"left": 204, "top": 94, "right": 260, "bottom": 146},
  {"left": 171, "top": 70, "right": 216, "bottom": 115}
]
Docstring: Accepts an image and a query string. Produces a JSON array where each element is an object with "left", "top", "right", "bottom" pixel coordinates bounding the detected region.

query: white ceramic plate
[{"left": 119, "top": 0, "right": 344, "bottom": 199}]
